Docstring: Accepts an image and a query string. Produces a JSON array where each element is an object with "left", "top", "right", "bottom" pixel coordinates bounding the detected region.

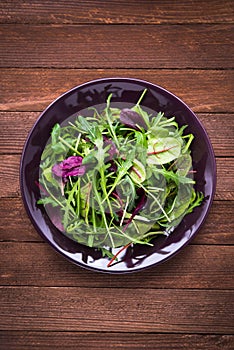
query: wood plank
[
  {"left": 1, "top": 24, "right": 233, "bottom": 69},
  {"left": 1, "top": 243, "right": 233, "bottom": 289},
  {"left": 0, "top": 155, "right": 21, "bottom": 198},
  {"left": 1, "top": 199, "right": 233, "bottom": 245},
  {"left": 0, "top": 287, "right": 233, "bottom": 333},
  {"left": 1, "top": 112, "right": 233, "bottom": 157},
  {"left": 193, "top": 201, "right": 234, "bottom": 245},
  {"left": 197, "top": 114, "right": 234, "bottom": 157},
  {"left": 0, "top": 197, "right": 41, "bottom": 242},
  {"left": 1, "top": 155, "right": 231, "bottom": 199},
  {"left": 0, "top": 112, "right": 37, "bottom": 154},
  {"left": 0, "top": 331, "right": 233, "bottom": 350},
  {"left": 1, "top": 69, "right": 233, "bottom": 112},
  {"left": 215, "top": 158, "right": 234, "bottom": 200},
  {"left": 0, "top": 0, "right": 233, "bottom": 24}
]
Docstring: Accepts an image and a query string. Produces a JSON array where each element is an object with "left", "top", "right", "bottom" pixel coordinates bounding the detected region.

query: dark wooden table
[{"left": 0, "top": 1, "right": 233, "bottom": 349}]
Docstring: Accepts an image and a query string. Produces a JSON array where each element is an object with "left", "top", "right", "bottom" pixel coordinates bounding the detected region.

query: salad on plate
[{"left": 38, "top": 90, "right": 203, "bottom": 265}]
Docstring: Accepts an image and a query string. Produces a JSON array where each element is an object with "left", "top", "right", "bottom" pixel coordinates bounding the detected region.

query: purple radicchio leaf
[
  {"left": 52, "top": 156, "right": 86, "bottom": 179},
  {"left": 108, "top": 160, "right": 117, "bottom": 173},
  {"left": 49, "top": 211, "right": 65, "bottom": 232},
  {"left": 122, "top": 189, "right": 147, "bottom": 231},
  {"left": 103, "top": 136, "right": 119, "bottom": 160},
  {"left": 111, "top": 191, "right": 124, "bottom": 219},
  {"left": 120, "top": 108, "right": 148, "bottom": 130}
]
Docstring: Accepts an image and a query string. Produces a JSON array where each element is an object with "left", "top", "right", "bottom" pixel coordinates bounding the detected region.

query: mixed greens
[{"left": 38, "top": 90, "right": 203, "bottom": 261}]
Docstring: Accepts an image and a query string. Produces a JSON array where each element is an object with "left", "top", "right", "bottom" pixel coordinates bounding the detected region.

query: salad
[{"left": 38, "top": 90, "right": 203, "bottom": 265}]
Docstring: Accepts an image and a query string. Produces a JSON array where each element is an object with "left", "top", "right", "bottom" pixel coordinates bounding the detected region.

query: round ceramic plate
[{"left": 20, "top": 78, "right": 216, "bottom": 273}]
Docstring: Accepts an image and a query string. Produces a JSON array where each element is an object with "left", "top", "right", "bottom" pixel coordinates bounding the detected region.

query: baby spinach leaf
[{"left": 175, "top": 154, "right": 192, "bottom": 176}]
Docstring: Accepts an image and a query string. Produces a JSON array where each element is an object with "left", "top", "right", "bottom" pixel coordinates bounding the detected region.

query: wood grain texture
[
  {"left": 1, "top": 69, "right": 234, "bottom": 112},
  {"left": 0, "top": 0, "right": 233, "bottom": 24},
  {"left": 193, "top": 201, "right": 234, "bottom": 245},
  {"left": 0, "top": 287, "right": 233, "bottom": 333},
  {"left": 215, "top": 158, "right": 234, "bottom": 200},
  {"left": 0, "top": 197, "right": 42, "bottom": 242},
  {"left": 198, "top": 114, "right": 234, "bottom": 157},
  {"left": 0, "top": 155, "right": 21, "bottom": 198},
  {"left": 1, "top": 243, "right": 234, "bottom": 289},
  {"left": 0, "top": 332, "right": 233, "bottom": 350},
  {"left": 1, "top": 198, "right": 233, "bottom": 244},
  {"left": 0, "top": 155, "right": 231, "bottom": 199},
  {"left": 1, "top": 112, "right": 233, "bottom": 156},
  {"left": 1, "top": 24, "right": 233, "bottom": 69},
  {"left": 0, "top": 0, "right": 233, "bottom": 346}
]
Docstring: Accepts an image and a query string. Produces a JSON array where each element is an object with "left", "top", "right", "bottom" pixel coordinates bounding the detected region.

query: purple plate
[{"left": 20, "top": 78, "right": 216, "bottom": 273}]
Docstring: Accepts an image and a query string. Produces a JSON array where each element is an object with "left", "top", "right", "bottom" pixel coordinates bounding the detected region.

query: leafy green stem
[
  {"left": 58, "top": 136, "right": 83, "bottom": 156},
  {"left": 41, "top": 175, "right": 65, "bottom": 209},
  {"left": 140, "top": 184, "right": 171, "bottom": 223},
  {"left": 92, "top": 174, "right": 115, "bottom": 247},
  {"left": 99, "top": 166, "right": 114, "bottom": 217},
  {"left": 63, "top": 179, "right": 80, "bottom": 228},
  {"left": 136, "top": 89, "right": 147, "bottom": 107},
  {"left": 106, "top": 94, "right": 120, "bottom": 148},
  {"left": 101, "top": 160, "right": 132, "bottom": 204}
]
